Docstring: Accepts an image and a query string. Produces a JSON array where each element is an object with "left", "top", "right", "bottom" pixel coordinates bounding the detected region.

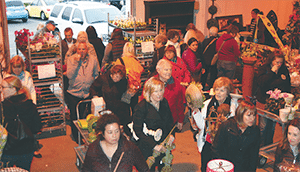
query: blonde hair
[
  {"left": 8, "top": 55, "right": 25, "bottom": 74},
  {"left": 213, "top": 77, "right": 233, "bottom": 95},
  {"left": 143, "top": 77, "right": 164, "bottom": 102},
  {"left": 122, "top": 42, "right": 135, "bottom": 57},
  {"left": 3, "top": 75, "right": 30, "bottom": 100}
]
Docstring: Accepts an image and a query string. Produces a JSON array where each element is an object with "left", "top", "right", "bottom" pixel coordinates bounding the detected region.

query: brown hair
[
  {"left": 154, "top": 34, "right": 168, "bottom": 45},
  {"left": 143, "top": 77, "right": 164, "bottom": 102},
  {"left": 266, "top": 49, "right": 285, "bottom": 65},
  {"left": 8, "top": 55, "right": 25, "bottom": 74},
  {"left": 64, "top": 27, "right": 73, "bottom": 34},
  {"left": 186, "top": 23, "right": 196, "bottom": 31},
  {"left": 234, "top": 100, "right": 256, "bottom": 125},
  {"left": 213, "top": 77, "right": 234, "bottom": 95},
  {"left": 164, "top": 45, "right": 177, "bottom": 57},
  {"left": 167, "top": 30, "right": 179, "bottom": 40},
  {"left": 110, "top": 28, "right": 124, "bottom": 41},
  {"left": 280, "top": 118, "right": 300, "bottom": 153},
  {"left": 110, "top": 64, "right": 126, "bottom": 78},
  {"left": 3, "top": 75, "right": 30, "bottom": 100},
  {"left": 227, "top": 24, "right": 239, "bottom": 35}
]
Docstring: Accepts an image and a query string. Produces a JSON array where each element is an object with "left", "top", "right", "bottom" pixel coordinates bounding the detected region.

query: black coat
[
  {"left": 2, "top": 94, "right": 42, "bottom": 155},
  {"left": 82, "top": 136, "right": 149, "bottom": 172},
  {"left": 255, "top": 63, "right": 291, "bottom": 103},
  {"left": 212, "top": 118, "right": 260, "bottom": 172},
  {"left": 133, "top": 98, "right": 174, "bottom": 159},
  {"left": 200, "top": 36, "right": 218, "bottom": 68},
  {"left": 86, "top": 26, "right": 105, "bottom": 67},
  {"left": 61, "top": 38, "right": 76, "bottom": 64},
  {"left": 274, "top": 144, "right": 300, "bottom": 172}
]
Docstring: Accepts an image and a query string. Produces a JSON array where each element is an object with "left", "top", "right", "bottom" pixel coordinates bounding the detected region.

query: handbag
[
  {"left": 4, "top": 112, "right": 34, "bottom": 152},
  {"left": 211, "top": 40, "right": 226, "bottom": 66}
]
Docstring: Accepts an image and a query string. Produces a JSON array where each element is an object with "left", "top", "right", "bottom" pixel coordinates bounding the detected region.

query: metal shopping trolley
[{"left": 257, "top": 107, "right": 286, "bottom": 167}]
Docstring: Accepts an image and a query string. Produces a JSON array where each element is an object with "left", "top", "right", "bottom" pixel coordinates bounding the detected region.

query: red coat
[
  {"left": 163, "top": 56, "right": 191, "bottom": 83},
  {"left": 153, "top": 75, "right": 186, "bottom": 124},
  {"left": 216, "top": 33, "right": 240, "bottom": 62}
]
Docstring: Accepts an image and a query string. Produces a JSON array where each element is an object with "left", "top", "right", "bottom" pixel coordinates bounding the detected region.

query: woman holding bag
[{"left": 1, "top": 76, "right": 42, "bottom": 171}]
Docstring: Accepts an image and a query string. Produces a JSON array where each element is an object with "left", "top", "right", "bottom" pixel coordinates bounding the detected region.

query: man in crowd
[
  {"left": 149, "top": 34, "right": 168, "bottom": 75},
  {"left": 165, "top": 30, "right": 181, "bottom": 57},
  {"left": 62, "top": 27, "right": 76, "bottom": 64},
  {"left": 66, "top": 42, "right": 100, "bottom": 142},
  {"left": 33, "top": 20, "right": 58, "bottom": 40},
  {"left": 155, "top": 59, "right": 186, "bottom": 131}
]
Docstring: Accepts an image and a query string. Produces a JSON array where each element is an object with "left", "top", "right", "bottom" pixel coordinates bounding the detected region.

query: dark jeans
[
  {"left": 1, "top": 152, "right": 34, "bottom": 171},
  {"left": 217, "top": 60, "right": 236, "bottom": 79},
  {"left": 201, "top": 141, "right": 212, "bottom": 172},
  {"left": 65, "top": 92, "right": 90, "bottom": 142},
  {"left": 201, "top": 65, "right": 218, "bottom": 89}
]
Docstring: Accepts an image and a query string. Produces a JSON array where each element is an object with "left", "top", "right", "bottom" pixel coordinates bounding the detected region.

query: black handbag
[{"left": 4, "top": 114, "right": 34, "bottom": 151}]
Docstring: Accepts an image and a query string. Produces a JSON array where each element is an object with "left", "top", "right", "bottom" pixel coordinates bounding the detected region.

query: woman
[
  {"left": 101, "top": 28, "right": 127, "bottom": 67},
  {"left": 212, "top": 100, "right": 260, "bottom": 172},
  {"left": 89, "top": 65, "right": 131, "bottom": 136},
  {"left": 192, "top": 77, "right": 238, "bottom": 172},
  {"left": 182, "top": 37, "right": 202, "bottom": 82},
  {"left": 1, "top": 76, "right": 42, "bottom": 171},
  {"left": 82, "top": 112, "right": 149, "bottom": 172},
  {"left": 86, "top": 25, "right": 105, "bottom": 67},
  {"left": 65, "top": 31, "right": 97, "bottom": 64},
  {"left": 163, "top": 45, "right": 191, "bottom": 83},
  {"left": 6, "top": 55, "right": 36, "bottom": 104},
  {"left": 133, "top": 77, "right": 174, "bottom": 171},
  {"left": 274, "top": 118, "right": 300, "bottom": 171},
  {"left": 184, "top": 23, "right": 205, "bottom": 44},
  {"left": 249, "top": 8, "right": 265, "bottom": 44},
  {"left": 255, "top": 50, "right": 291, "bottom": 148},
  {"left": 115, "top": 42, "right": 144, "bottom": 110}
]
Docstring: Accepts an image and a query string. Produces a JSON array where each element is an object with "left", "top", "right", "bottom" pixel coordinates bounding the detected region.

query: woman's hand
[
  {"left": 167, "top": 135, "right": 175, "bottom": 146},
  {"left": 271, "top": 65, "right": 280, "bottom": 74},
  {"left": 154, "top": 145, "right": 166, "bottom": 152}
]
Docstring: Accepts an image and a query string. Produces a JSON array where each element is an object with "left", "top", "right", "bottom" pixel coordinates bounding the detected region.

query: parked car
[
  {"left": 49, "top": 1, "right": 122, "bottom": 44},
  {"left": 26, "top": 0, "right": 60, "bottom": 20},
  {"left": 6, "top": 0, "right": 28, "bottom": 22}
]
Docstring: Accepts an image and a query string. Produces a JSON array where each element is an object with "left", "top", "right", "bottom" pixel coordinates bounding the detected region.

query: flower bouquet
[
  {"left": 265, "top": 89, "right": 288, "bottom": 114},
  {"left": 15, "top": 28, "right": 34, "bottom": 59}
]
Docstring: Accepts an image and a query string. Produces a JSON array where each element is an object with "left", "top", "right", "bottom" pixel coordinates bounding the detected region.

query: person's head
[
  {"left": 282, "top": 118, "right": 300, "bottom": 149},
  {"left": 156, "top": 59, "right": 172, "bottom": 82},
  {"left": 251, "top": 8, "right": 260, "bottom": 19},
  {"left": 154, "top": 34, "right": 168, "bottom": 49},
  {"left": 8, "top": 55, "right": 25, "bottom": 76},
  {"left": 110, "top": 65, "right": 126, "bottom": 83},
  {"left": 186, "top": 23, "right": 196, "bottom": 31},
  {"left": 213, "top": 77, "right": 233, "bottom": 103},
  {"left": 64, "top": 27, "right": 74, "bottom": 43},
  {"left": 167, "top": 30, "right": 179, "bottom": 43},
  {"left": 95, "top": 112, "right": 121, "bottom": 144},
  {"left": 164, "top": 45, "right": 177, "bottom": 60},
  {"left": 235, "top": 100, "right": 257, "bottom": 127},
  {"left": 266, "top": 50, "right": 285, "bottom": 67},
  {"left": 188, "top": 37, "right": 198, "bottom": 52},
  {"left": 76, "top": 42, "right": 88, "bottom": 59},
  {"left": 45, "top": 20, "right": 57, "bottom": 32},
  {"left": 77, "top": 31, "right": 88, "bottom": 43},
  {"left": 143, "top": 77, "right": 165, "bottom": 103},
  {"left": 185, "top": 83, "right": 204, "bottom": 109},
  {"left": 2, "top": 75, "right": 30, "bottom": 100},
  {"left": 86, "top": 25, "right": 98, "bottom": 39},
  {"left": 209, "top": 26, "right": 219, "bottom": 37},
  {"left": 110, "top": 28, "right": 124, "bottom": 41},
  {"left": 226, "top": 25, "right": 239, "bottom": 38},
  {"left": 122, "top": 42, "right": 135, "bottom": 57}
]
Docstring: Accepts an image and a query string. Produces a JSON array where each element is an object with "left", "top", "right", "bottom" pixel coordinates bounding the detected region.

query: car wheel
[
  {"left": 41, "top": 12, "right": 46, "bottom": 20},
  {"left": 22, "top": 18, "right": 28, "bottom": 22}
]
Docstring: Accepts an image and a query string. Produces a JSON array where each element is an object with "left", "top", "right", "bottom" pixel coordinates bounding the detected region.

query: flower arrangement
[
  {"left": 15, "top": 29, "right": 34, "bottom": 51},
  {"left": 265, "top": 89, "right": 288, "bottom": 114}
]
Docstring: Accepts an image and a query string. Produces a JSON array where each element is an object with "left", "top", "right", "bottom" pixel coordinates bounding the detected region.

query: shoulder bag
[{"left": 211, "top": 40, "right": 226, "bottom": 66}]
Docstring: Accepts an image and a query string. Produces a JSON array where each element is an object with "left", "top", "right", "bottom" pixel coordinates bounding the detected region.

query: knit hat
[{"left": 164, "top": 45, "right": 177, "bottom": 57}]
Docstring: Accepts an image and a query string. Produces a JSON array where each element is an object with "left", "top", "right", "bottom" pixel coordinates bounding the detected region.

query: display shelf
[{"left": 27, "top": 36, "right": 66, "bottom": 138}]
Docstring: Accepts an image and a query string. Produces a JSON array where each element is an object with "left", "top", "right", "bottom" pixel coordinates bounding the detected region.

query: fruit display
[
  {"left": 110, "top": 17, "right": 147, "bottom": 30},
  {"left": 124, "top": 35, "right": 155, "bottom": 45}
]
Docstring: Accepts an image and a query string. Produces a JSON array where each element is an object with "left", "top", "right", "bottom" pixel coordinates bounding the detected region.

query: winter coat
[
  {"left": 61, "top": 38, "right": 76, "bottom": 64},
  {"left": 212, "top": 117, "right": 260, "bottom": 172},
  {"left": 162, "top": 56, "right": 191, "bottom": 83},
  {"left": 255, "top": 63, "right": 291, "bottom": 104},
  {"left": 182, "top": 48, "right": 202, "bottom": 74},
  {"left": 86, "top": 27, "right": 105, "bottom": 67},
  {"left": 82, "top": 136, "right": 150, "bottom": 172},
  {"left": 216, "top": 33, "right": 240, "bottom": 62},
  {"left": 193, "top": 96, "right": 238, "bottom": 152},
  {"left": 2, "top": 94, "right": 42, "bottom": 155},
  {"left": 133, "top": 98, "right": 174, "bottom": 159},
  {"left": 200, "top": 36, "right": 218, "bottom": 68},
  {"left": 274, "top": 144, "right": 300, "bottom": 172},
  {"left": 149, "top": 46, "right": 166, "bottom": 74}
]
